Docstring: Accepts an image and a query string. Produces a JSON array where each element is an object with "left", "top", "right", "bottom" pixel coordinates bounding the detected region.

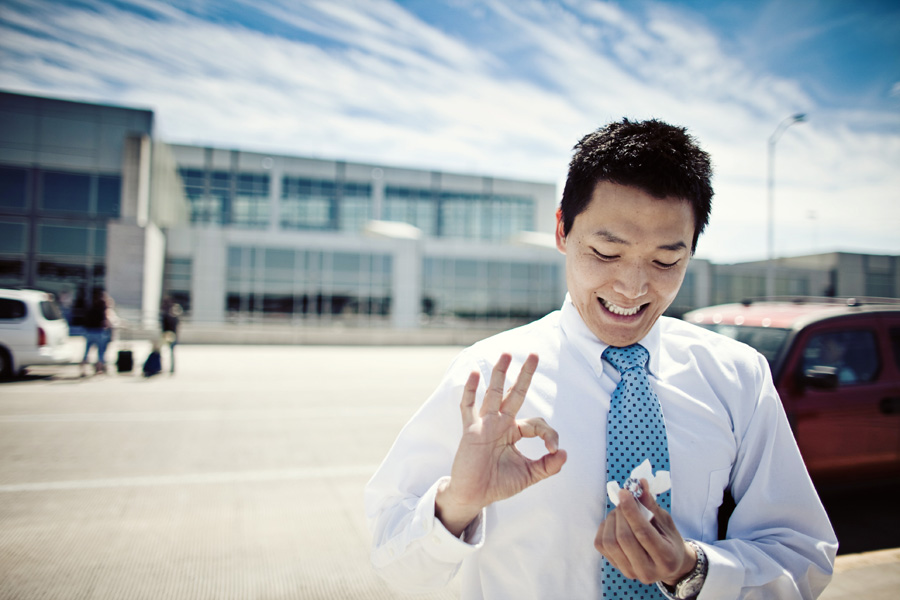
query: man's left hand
[{"left": 594, "top": 478, "right": 696, "bottom": 586}]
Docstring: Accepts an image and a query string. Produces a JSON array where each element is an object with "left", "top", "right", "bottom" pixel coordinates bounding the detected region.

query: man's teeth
[{"left": 602, "top": 300, "right": 642, "bottom": 316}]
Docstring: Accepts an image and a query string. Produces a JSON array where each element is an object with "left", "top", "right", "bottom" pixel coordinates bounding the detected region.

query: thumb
[{"left": 531, "top": 449, "right": 567, "bottom": 482}]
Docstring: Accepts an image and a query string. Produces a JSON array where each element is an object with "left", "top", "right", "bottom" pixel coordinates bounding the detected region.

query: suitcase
[{"left": 116, "top": 349, "right": 134, "bottom": 373}]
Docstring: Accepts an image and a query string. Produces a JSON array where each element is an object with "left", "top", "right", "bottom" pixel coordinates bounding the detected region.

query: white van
[{"left": 0, "top": 288, "right": 73, "bottom": 378}]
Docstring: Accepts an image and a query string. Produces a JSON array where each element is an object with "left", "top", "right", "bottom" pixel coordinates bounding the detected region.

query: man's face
[{"left": 556, "top": 181, "right": 695, "bottom": 347}]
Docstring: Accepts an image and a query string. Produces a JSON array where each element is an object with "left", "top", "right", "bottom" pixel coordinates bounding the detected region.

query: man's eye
[
  {"left": 655, "top": 260, "right": 680, "bottom": 269},
  {"left": 592, "top": 250, "right": 617, "bottom": 261}
]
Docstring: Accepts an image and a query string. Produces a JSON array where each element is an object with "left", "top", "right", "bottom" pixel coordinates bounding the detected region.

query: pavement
[{"left": 0, "top": 342, "right": 897, "bottom": 599}]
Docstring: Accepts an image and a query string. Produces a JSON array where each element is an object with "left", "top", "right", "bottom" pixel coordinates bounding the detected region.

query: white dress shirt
[{"left": 365, "top": 297, "right": 837, "bottom": 599}]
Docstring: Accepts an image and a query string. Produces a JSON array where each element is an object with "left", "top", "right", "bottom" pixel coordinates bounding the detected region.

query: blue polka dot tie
[{"left": 602, "top": 344, "right": 671, "bottom": 599}]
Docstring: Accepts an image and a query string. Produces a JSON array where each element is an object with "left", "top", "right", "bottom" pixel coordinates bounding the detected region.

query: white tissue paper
[{"left": 606, "top": 459, "right": 671, "bottom": 521}]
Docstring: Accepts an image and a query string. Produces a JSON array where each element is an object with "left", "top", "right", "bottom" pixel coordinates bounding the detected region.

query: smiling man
[{"left": 365, "top": 119, "right": 837, "bottom": 599}]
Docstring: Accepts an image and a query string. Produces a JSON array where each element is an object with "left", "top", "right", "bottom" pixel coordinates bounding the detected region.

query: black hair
[{"left": 560, "top": 118, "right": 713, "bottom": 253}]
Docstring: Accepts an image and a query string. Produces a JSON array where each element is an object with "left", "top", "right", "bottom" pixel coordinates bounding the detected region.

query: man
[{"left": 365, "top": 119, "right": 837, "bottom": 599}]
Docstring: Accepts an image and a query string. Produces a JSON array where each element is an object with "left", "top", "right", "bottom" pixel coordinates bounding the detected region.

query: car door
[{"left": 781, "top": 317, "right": 900, "bottom": 481}]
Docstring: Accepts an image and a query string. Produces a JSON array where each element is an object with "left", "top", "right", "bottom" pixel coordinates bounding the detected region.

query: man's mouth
[{"left": 600, "top": 298, "right": 647, "bottom": 317}]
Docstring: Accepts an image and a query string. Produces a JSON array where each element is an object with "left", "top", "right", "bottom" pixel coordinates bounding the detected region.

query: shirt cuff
[
  {"left": 417, "top": 476, "right": 485, "bottom": 563},
  {"left": 695, "top": 542, "right": 742, "bottom": 600}
]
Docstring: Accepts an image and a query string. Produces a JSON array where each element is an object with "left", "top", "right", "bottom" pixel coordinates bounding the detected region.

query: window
[
  {"left": 281, "top": 177, "right": 335, "bottom": 230},
  {"left": 384, "top": 186, "right": 435, "bottom": 236},
  {"left": 423, "top": 257, "right": 563, "bottom": 321},
  {"left": 0, "top": 221, "right": 27, "bottom": 253},
  {"left": 0, "top": 166, "right": 28, "bottom": 209},
  {"left": 0, "top": 259, "right": 25, "bottom": 287},
  {"left": 890, "top": 328, "right": 900, "bottom": 371},
  {"left": 42, "top": 171, "right": 91, "bottom": 213},
  {"left": 225, "top": 245, "right": 392, "bottom": 320},
  {"left": 338, "top": 182, "right": 372, "bottom": 232},
  {"left": 801, "top": 330, "right": 880, "bottom": 385},
  {"left": 39, "top": 225, "right": 90, "bottom": 255},
  {"left": 233, "top": 172, "right": 269, "bottom": 228},
  {"left": 0, "top": 298, "right": 26, "bottom": 320},
  {"left": 97, "top": 175, "right": 121, "bottom": 216}
]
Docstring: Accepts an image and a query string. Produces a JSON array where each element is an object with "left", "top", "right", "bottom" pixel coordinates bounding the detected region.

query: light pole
[{"left": 766, "top": 112, "right": 806, "bottom": 299}]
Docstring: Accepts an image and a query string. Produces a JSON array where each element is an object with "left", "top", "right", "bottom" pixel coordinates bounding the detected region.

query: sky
[{"left": 1, "top": 0, "right": 898, "bottom": 264}]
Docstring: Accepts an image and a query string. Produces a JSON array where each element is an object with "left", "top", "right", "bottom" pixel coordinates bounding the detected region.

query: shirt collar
[{"left": 559, "top": 294, "right": 662, "bottom": 378}]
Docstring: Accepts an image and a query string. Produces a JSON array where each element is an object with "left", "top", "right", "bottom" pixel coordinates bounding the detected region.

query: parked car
[
  {"left": 0, "top": 288, "right": 73, "bottom": 379},
  {"left": 683, "top": 298, "right": 900, "bottom": 484}
]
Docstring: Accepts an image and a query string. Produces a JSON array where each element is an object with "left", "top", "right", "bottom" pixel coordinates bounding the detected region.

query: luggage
[
  {"left": 116, "top": 349, "right": 134, "bottom": 373},
  {"left": 142, "top": 351, "right": 162, "bottom": 377}
]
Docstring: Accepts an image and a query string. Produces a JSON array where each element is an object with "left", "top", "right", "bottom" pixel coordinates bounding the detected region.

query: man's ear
[{"left": 555, "top": 208, "right": 567, "bottom": 254}]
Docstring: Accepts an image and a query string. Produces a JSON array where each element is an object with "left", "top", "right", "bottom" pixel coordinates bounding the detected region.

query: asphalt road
[{"left": 0, "top": 343, "right": 897, "bottom": 599}]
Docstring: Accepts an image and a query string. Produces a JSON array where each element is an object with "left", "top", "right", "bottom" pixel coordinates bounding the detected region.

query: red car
[{"left": 683, "top": 299, "right": 900, "bottom": 484}]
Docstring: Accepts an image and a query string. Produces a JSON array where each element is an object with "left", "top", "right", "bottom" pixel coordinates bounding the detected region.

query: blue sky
[{"left": 1, "top": 0, "right": 898, "bottom": 263}]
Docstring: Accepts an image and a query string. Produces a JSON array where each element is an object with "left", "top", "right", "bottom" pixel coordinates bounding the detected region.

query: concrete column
[
  {"left": 190, "top": 228, "right": 227, "bottom": 323},
  {"left": 390, "top": 238, "right": 422, "bottom": 329}
]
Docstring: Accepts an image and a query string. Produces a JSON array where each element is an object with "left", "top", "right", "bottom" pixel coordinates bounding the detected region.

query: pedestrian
[
  {"left": 161, "top": 303, "right": 181, "bottom": 374},
  {"left": 81, "top": 289, "right": 115, "bottom": 376},
  {"left": 364, "top": 119, "right": 837, "bottom": 599}
]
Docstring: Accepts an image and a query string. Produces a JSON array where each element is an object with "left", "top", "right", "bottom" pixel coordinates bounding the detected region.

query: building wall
[{"left": 0, "top": 91, "right": 158, "bottom": 326}]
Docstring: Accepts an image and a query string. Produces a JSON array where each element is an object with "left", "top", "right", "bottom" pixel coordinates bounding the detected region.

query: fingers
[
  {"left": 459, "top": 370, "right": 480, "bottom": 428},
  {"left": 500, "top": 353, "right": 538, "bottom": 417},
  {"left": 517, "top": 417, "right": 559, "bottom": 453},
  {"left": 480, "top": 353, "right": 512, "bottom": 415}
]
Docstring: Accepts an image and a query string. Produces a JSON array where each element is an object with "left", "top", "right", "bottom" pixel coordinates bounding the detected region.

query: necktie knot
[{"left": 602, "top": 344, "right": 649, "bottom": 375}]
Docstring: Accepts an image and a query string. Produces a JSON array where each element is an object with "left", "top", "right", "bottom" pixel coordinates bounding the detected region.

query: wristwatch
[{"left": 658, "top": 540, "right": 708, "bottom": 599}]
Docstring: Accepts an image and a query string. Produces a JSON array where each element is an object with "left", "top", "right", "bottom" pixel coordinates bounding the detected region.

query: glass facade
[
  {"left": 382, "top": 187, "right": 534, "bottom": 241},
  {"left": 384, "top": 186, "right": 437, "bottom": 236},
  {"left": 163, "top": 257, "right": 192, "bottom": 313},
  {"left": 0, "top": 163, "right": 119, "bottom": 324},
  {"left": 423, "top": 257, "right": 562, "bottom": 321},
  {"left": 281, "top": 177, "right": 336, "bottom": 230},
  {"left": 179, "top": 168, "right": 270, "bottom": 228},
  {"left": 225, "top": 246, "right": 392, "bottom": 320}
]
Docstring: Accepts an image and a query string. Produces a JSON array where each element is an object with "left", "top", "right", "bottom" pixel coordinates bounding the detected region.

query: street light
[{"left": 765, "top": 112, "right": 807, "bottom": 299}]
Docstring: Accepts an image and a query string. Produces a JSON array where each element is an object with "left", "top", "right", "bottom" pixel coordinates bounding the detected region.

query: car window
[
  {"left": 801, "top": 330, "right": 880, "bottom": 385},
  {"left": 0, "top": 298, "right": 27, "bottom": 320},
  {"left": 891, "top": 328, "right": 900, "bottom": 371},
  {"left": 700, "top": 324, "right": 790, "bottom": 366},
  {"left": 40, "top": 300, "right": 63, "bottom": 321}
]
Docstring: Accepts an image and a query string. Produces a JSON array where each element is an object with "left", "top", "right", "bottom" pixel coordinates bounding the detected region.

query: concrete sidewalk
[{"left": 0, "top": 344, "right": 896, "bottom": 599}]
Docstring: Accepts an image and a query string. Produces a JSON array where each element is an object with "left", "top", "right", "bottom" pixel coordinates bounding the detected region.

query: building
[
  {"left": 163, "top": 143, "right": 564, "bottom": 333},
  {"left": 0, "top": 90, "right": 187, "bottom": 330},
  {"left": 2, "top": 89, "right": 897, "bottom": 342}
]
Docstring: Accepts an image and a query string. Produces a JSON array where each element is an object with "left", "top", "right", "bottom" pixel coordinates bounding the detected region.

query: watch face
[{"left": 677, "top": 576, "right": 704, "bottom": 598}]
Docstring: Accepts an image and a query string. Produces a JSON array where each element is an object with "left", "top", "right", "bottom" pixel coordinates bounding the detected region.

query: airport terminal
[{"left": 1, "top": 90, "right": 898, "bottom": 340}]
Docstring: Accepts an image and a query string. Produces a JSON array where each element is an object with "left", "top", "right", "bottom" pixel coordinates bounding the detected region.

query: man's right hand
[{"left": 435, "top": 353, "right": 568, "bottom": 537}]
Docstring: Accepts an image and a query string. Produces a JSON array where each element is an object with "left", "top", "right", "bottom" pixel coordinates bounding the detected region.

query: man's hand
[
  {"left": 435, "top": 353, "right": 567, "bottom": 536},
  {"left": 594, "top": 479, "right": 696, "bottom": 586}
]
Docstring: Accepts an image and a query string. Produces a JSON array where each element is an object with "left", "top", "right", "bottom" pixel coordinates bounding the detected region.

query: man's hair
[{"left": 560, "top": 118, "right": 713, "bottom": 253}]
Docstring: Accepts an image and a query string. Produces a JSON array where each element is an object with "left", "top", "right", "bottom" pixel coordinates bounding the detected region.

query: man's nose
[{"left": 612, "top": 264, "right": 649, "bottom": 299}]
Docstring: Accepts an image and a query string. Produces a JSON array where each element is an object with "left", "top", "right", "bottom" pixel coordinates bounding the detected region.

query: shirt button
[{"left": 432, "top": 535, "right": 442, "bottom": 544}]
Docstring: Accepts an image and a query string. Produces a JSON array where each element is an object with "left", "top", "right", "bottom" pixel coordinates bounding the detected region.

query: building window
[
  {"left": 97, "top": 175, "right": 121, "bottom": 217},
  {"left": 423, "top": 257, "right": 562, "bottom": 321},
  {"left": 0, "top": 259, "right": 25, "bottom": 288},
  {"left": 384, "top": 186, "right": 436, "bottom": 236},
  {"left": 338, "top": 182, "right": 372, "bottom": 232},
  {"left": 42, "top": 171, "right": 91, "bottom": 213},
  {"left": 0, "top": 220, "right": 27, "bottom": 253},
  {"left": 439, "top": 192, "right": 533, "bottom": 241},
  {"left": 163, "top": 258, "right": 192, "bottom": 313},
  {"left": 281, "top": 177, "right": 335, "bottom": 230},
  {"left": 226, "top": 245, "right": 392, "bottom": 320},
  {"left": 38, "top": 224, "right": 90, "bottom": 255},
  {"left": 232, "top": 172, "right": 269, "bottom": 228},
  {"left": 0, "top": 166, "right": 28, "bottom": 209}
]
